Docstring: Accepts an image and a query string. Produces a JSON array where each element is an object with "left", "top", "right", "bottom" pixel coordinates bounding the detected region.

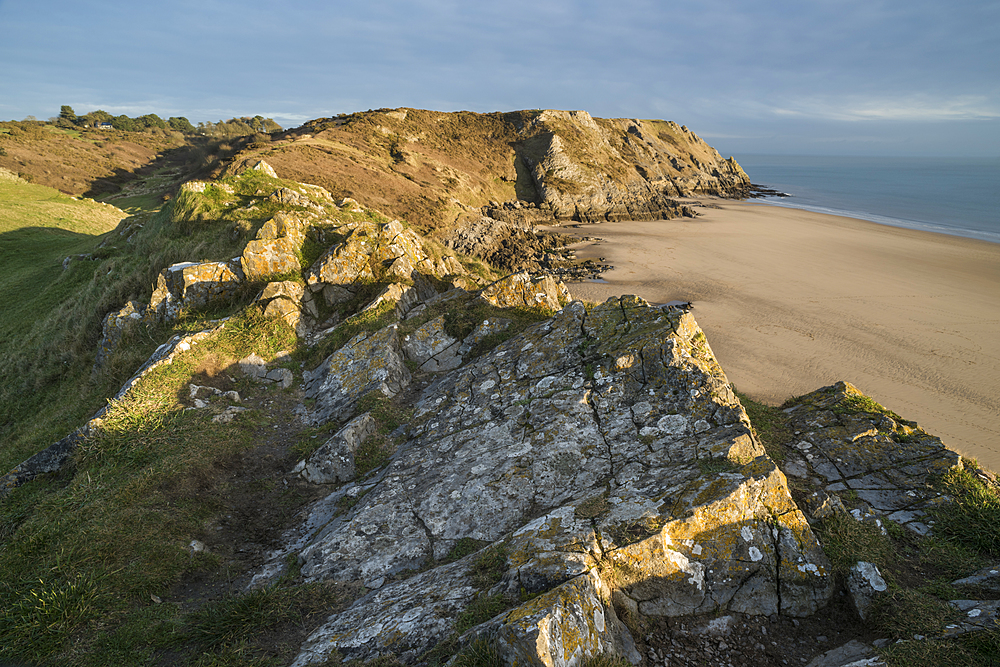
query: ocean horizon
[{"left": 733, "top": 154, "right": 1000, "bottom": 245}]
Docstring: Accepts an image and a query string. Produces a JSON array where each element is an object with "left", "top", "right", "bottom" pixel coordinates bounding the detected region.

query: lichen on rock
[{"left": 281, "top": 296, "right": 835, "bottom": 665}]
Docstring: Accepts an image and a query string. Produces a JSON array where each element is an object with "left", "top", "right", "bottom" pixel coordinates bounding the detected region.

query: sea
[{"left": 732, "top": 155, "right": 1000, "bottom": 245}]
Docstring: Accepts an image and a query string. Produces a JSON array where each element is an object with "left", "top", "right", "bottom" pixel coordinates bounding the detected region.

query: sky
[{"left": 1, "top": 0, "right": 998, "bottom": 157}]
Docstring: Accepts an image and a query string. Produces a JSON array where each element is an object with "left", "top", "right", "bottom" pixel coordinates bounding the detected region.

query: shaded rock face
[
  {"left": 287, "top": 297, "right": 834, "bottom": 665},
  {"left": 147, "top": 260, "right": 244, "bottom": 323},
  {"left": 293, "top": 413, "right": 378, "bottom": 484},
  {"left": 302, "top": 325, "right": 411, "bottom": 425},
  {"left": 92, "top": 299, "right": 145, "bottom": 373},
  {"left": 444, "top": 215, "right": 577, "bottom": 274}
]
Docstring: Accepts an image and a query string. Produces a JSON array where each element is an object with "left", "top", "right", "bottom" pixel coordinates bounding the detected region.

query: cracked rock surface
[
  {"left": 777, "top": 381, "right": 962, "bottom": 535},
  {"left": 285, "top": 296, "right": 835, "bottom": 665}
]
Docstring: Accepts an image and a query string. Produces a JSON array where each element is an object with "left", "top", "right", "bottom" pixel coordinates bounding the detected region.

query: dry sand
[{"left": 557, "top": 201, "right": 1000, "bottom": 470}]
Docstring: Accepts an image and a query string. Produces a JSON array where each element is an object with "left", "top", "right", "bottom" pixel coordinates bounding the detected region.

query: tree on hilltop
[
  {"left": 78, "top": 110, "right": 114, "bottom": 127},
  {"left": 168, "top": 116, "right": 196, "bottom": 133}
]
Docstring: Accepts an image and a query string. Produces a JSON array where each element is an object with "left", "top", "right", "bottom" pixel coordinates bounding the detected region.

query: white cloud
[{"left": 767, "top": 95, "right": 1000, "bottom": 122}]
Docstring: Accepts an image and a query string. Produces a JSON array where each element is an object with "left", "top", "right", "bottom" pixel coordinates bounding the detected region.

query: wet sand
[{"left": 555, "top": 201, "right": 1000, "bottom": 470}]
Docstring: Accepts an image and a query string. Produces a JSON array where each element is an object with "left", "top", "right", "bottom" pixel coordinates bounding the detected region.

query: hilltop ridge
[{"left": 223, "top": 108, "right": 749, "bottom": 232}]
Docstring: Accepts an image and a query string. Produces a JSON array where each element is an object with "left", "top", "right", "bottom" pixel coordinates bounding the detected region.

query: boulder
[
  {"left": 239, "top": 353, "right": 268, "bottom": 380},
  {"left": 302, "top": 324, "right": 411, "bottom": 424},
  {"left": 294, "top": 413, "right": 378, "bottom": 484},
  {"left": 256, "top": 211, "right": 307, "bottom": 245},
  {"left": 478, "top": 272, "right": 570, "bottom": 311},
  {"left": 481, "top": 571, "right": 641, "bottom": 667},
  {"left": 242, "top": 212, "right": 308, "bottom": 281},
  {"left": 251, "top": 160, "right": 278, "bottom": 178},
  {"left": 953, "top": 563, "right": 1000, "bottom": 594},
  {"left": 846, "top": 561, "right": 887, "bottom": 621},
  {"left": 147, "top": 260, "right": 244, "bottom": 323},
  {"left": 241, "top": 237, "right": 301, "bottom": 281},
  {"left": 804, "top": 640, "right": 885, "bottom": 667},
  {"left": 305, "top": 223, "right": 378, "bottom": 287},
  {"left": 258, "top": 280, "right": 304, "bottom": 328}
]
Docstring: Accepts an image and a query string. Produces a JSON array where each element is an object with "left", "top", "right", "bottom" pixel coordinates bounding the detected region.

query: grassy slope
[
  {"left": 0, "top": 173, "right": 131, "bottom": 466},
  {"left": 0, "top": 122, "right": 183, "bottom": 197},
  {"left": 0, "top": 173, "right": 122, "bottom": 337},
  {"left": 0, "top": 165, "right": 299, "bottom": 474},
  {"left": 220, "top": 109, "right": 533, "bottom": 234}
]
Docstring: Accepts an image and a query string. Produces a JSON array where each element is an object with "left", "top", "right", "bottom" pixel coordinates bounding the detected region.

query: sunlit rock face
[{"left": 286, "top": 296, "right": 834, "bottom": 666}]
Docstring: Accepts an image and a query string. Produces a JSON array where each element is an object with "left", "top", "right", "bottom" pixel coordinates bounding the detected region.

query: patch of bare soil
[{"left": 156, "top": 368, "right": 362, "bottom": 662}]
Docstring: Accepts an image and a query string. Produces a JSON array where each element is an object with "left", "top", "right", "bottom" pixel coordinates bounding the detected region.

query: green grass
[
  {"left": 454, "top": 594, "right": 507, "bottom": 634},
  {"left": 810, "top": 477, "right": 1000, "bottom": 661},
  {"left": 0, "top": 311, "right": 303, "bottom": 665},
  {"left": 733, "top": 389, "right": 793, "bottom": 462},
  {"left": 469, "top": 543, "right": 508, "bottom": 590},
  {"left": 450, "top": 637, "right": 504, "bottom": 667},
  {"left": 930, "top": 467, "right": 1000, "bottom": 555},
  {"left": 832, "top": 393, "right": 903, "bottom": 421},
  {"left": 0, "top": 167, "right": 301, "bottom": 475},
  {"left": 815, "top": 512, "right": 895, "bottom": 576},
  {"left": 881, "top": 631, "right": 1000, "bottom": 667}
]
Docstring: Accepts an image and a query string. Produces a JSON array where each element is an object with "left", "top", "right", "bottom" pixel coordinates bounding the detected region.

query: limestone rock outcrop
[
  {"left": 241, "top": 211, "right": 307, "bottom": 281},
  {"left": 302, "top": 325, "right": 411, "bottom": 425},
  {"left": 92, "top": 299, "right": 145, "bottom": 372},
  {"left": 283, "top": 296, "right": 834, "bottom": 666},
  {"left": 515, "top": 110, "right": 750, "bottom": 222},
  {"left": 776, "top": 381, "right": 962, "bottom": 534},
  {"left": 478, "top": 271, "right": 571, "bottom": 311},
  {"left": 293, "top": 413, "right": 378, "bottom": 484},
  {"left": 147, "top": 260, "right": 244, "bottom": 323}
]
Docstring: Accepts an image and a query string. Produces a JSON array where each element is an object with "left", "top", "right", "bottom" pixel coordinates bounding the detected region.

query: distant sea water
[{"left": 733, "top": 154, "right": 1000, "bottom": 245}]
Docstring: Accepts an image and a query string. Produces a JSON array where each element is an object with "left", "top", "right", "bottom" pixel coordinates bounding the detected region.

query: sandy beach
[{"left": 557, "top": 201, "right": 1000, "bottom": 470}]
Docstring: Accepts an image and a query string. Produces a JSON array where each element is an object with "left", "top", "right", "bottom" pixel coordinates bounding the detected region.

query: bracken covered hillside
[{"left": 223, "top": 108, "right": 750, "bottom": 232}]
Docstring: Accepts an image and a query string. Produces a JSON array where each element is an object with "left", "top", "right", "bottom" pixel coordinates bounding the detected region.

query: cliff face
[
  {"left": 221, "top": 108, "right": 750, "bottom": 231},
  {"left": 512, "top": 110, "right": 749, "bottom": 222}
]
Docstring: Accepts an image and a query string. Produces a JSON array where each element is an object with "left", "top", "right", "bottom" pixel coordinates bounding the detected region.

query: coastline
[{"left": 555, "top": 200, "right": 1000, "bottom": 470}]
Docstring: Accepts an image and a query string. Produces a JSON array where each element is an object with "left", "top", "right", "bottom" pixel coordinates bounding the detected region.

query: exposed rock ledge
[{"left": 250, "top": 296, "right": 837, "bottom": 666}]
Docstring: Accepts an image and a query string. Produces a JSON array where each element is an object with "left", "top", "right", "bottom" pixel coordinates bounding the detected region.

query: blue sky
[{"left": 1, "top": 0, "right": 997, "bottom": 156}]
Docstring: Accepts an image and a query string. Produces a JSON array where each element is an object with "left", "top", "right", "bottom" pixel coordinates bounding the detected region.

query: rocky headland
[{"left": 2, "top": 112, "right": 998, "bottom": 667}]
